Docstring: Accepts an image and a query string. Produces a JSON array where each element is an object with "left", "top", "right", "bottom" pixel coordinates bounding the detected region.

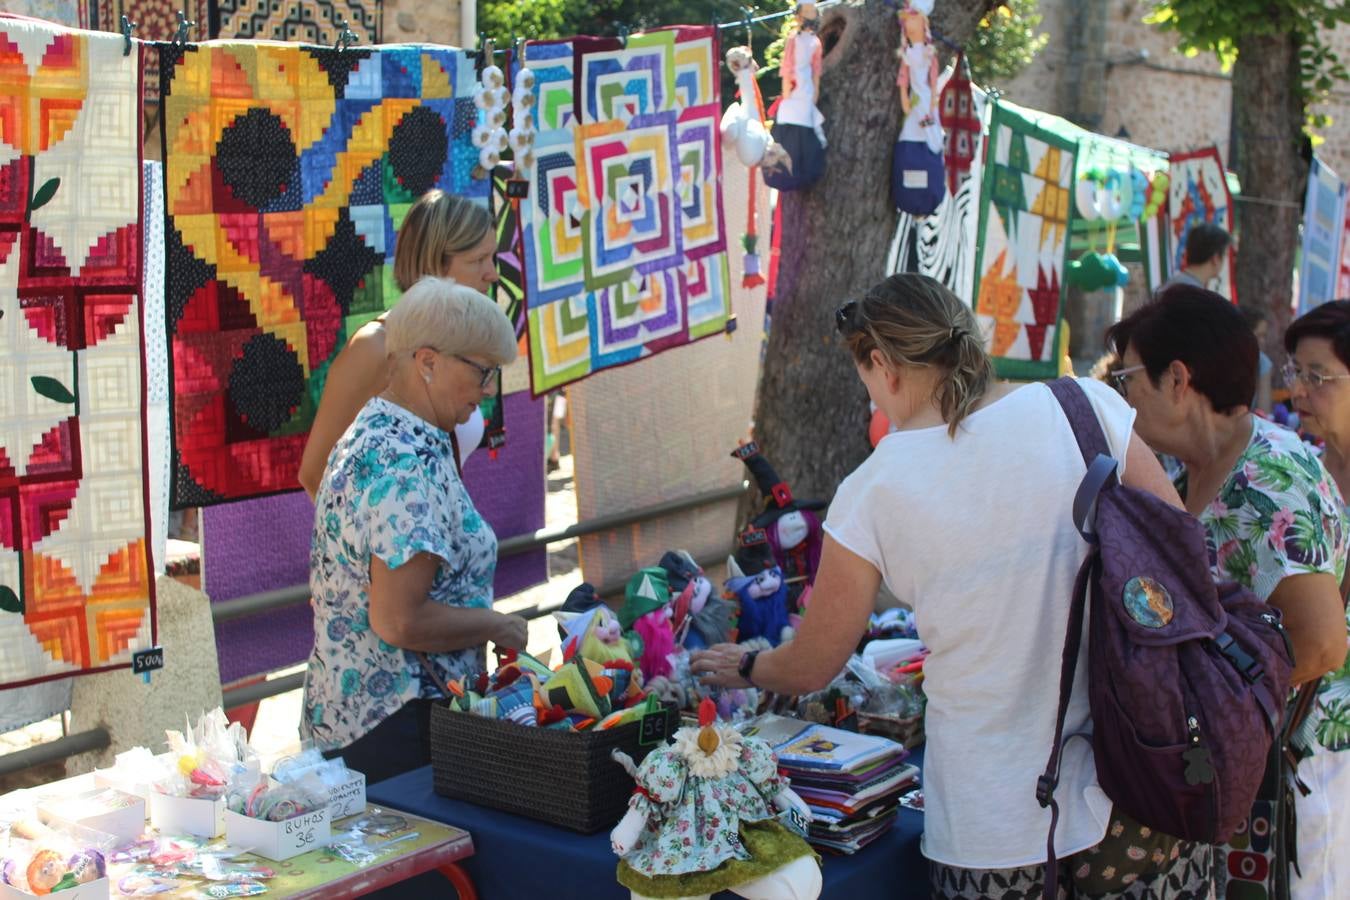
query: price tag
[
  {"left": 505, "top": 179, "right": 530, "bottom": 199},
  {"left": 132, "top": 647, "right": 164, "bottom": 684},
  {"left": 731, "top": 442, "right": 760, "bottom": 460},
  {"left": 639, "top": 710, "right": 669, "bottom": 746},
  {"left": 786, "top": 806, "right": 810, "bottom": 837}
]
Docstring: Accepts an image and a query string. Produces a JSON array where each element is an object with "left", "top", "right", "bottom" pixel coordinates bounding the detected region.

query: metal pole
[
  {"left": 0, "top": 728, "right": 110, "bottom": 778},
  {"left": 222, "top": 671, "right": 305, "bottom": 710}
]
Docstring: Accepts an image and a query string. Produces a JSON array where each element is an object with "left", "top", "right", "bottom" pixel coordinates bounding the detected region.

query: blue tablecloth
[{"left": 367, "top": 747, "right": 928, "bottom": 900}]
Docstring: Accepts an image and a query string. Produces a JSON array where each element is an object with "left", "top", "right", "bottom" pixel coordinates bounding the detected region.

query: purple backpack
[{"left": 1037, "top": 378, "right": 1294, "bottom": 893}]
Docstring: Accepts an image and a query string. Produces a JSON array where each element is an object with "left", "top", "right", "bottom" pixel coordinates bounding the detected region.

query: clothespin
[
  {"left": 172, "top": 10, "right": 194, "bottom": 46},
  {"left": 617, "top": 23, "right": 629, "bottom": 49},
  {"left": 477, "top": 30, "right": 488, "bottom": 68},
  {"left": 333, "top": 15, "right": 358, "bottom": 52},
  {"left": 120, "top": 14, "right": 136, "bottom": 56}
]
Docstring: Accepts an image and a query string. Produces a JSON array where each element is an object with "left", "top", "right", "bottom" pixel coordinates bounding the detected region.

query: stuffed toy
[
  {"left": 659, "top": 550, "right": 736, "bottom": 651},
  {"left": 621, "top": 568, "right": 679, "bottom": 682},
  {"left": 892, "top": 0, "right": 945, "bottom": 215},
  {"left": 731, "top": 443, "right": 824, "bottom": 611},
  {"left": 563, "top": 606, "right": 634, "bottom": 668},
  {"left": 610, "top": 698, "right": 821, "bottom": 900},
  {"left": 765, "top": 2, "right": 827, "bottom": 191},
  {"left": 721, "top": 46, "right": 785, "bottom": 173},
  {"left": 724, "top": 564, "right": 794, "bottom": 647},
  {"left": 553, "top": 582, "right": 604, "bottom": 640}
]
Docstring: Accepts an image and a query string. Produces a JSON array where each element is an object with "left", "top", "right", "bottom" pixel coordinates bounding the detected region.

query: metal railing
[{"left": 0, "top": 482, "right": 748, "bottom": 778}]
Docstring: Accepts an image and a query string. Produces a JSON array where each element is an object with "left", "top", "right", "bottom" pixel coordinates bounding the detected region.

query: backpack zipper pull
[
  {"left": 1182, "top": 715, "right": 1215, "bottom": 785},
  {"left": 1261, "top": 611, "right": 1295, "bottom": 662}
]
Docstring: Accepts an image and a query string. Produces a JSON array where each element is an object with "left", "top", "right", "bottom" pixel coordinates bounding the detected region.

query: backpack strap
[
  {"left": 1037, "top": 550, "right": 1094, "bottom": 900},
  {"left": 1046, "top": 376, "right": 1111, "bottom": 467}
]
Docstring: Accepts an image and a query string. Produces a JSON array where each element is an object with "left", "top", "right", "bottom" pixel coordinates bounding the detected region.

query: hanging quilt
[
  {"left": 160, "top": 41, "right": 486, "bottom": 508},
  {"left": 90, "top": 0, "right": 210, "bottom": 103},
  {"left": 1338, "top": 189, "right": 1350, "bottom": 299},
  {"left": 971, "top": 100, "right": 1076, "bottom": 381},
  {"left": 888, "top": 77, "right": 987, "bottom": 302},
  {"left": 0, "top": 19, "right": 156, "bottom": 688},
  {"left": 1298, "top": 157, "right": 1345, "bottom": 315},
  {"left": 519, "top": 27, "right": 733, "bottom": 395},
  {"left": 210, "top": 0, "right": 383, "bottom": 44},
  {"left": 1168, "top": 146, "right": 1235, "bottom": 301}
]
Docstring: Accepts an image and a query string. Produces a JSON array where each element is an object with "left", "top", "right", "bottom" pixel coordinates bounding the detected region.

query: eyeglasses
[
  {"left": 1281, "top": 361, "right": 1350, "bottom": 390},
  {"left": 835, "top": 300, "right": 859, "bottom": 335},
  {"left": 454, "top": 355, "right": 499, "bottom": 389},
  {"left": 1108, "top": 364, "right": 1146, "bottom": 397}
]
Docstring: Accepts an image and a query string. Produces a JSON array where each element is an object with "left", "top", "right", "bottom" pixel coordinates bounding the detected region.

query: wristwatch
[{"left": 737, "top": 650, "right": 761, "bottom": 687}]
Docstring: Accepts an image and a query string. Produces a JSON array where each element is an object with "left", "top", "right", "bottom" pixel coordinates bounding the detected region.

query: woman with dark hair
[
  {"left": 1282, "top": 299, "right": 1350, "bottom": 898},
  {"left": 695, "top": 274, "right": 1209, "bottom": 897},
  {"left": 1107, "top": 285, "right": 1349, "bottom": 898}
]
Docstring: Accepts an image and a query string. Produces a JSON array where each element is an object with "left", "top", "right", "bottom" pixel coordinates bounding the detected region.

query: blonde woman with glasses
[
  {"left": 299, "top": 189, "right": 499, "bottom": 498},
  {"left": 694, "top": 273, "right": 1200, "bottom": 898},
  {"left": 302, "top": 276, "right": 528, "bottom": 784}
]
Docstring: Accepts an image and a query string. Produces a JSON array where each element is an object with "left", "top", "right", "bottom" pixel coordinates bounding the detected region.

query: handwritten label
[
  {"left": 505, "top": 179, "right": 530, "bottom": 199},
  {"left": 132, "top": 646, "right": 164, "bottom": 674},
  {"left": 327, "top": 776, "right": 366, "bottom": 819},
  {"left": 282, "top": 810, "right": 329, "bottom": 835}
]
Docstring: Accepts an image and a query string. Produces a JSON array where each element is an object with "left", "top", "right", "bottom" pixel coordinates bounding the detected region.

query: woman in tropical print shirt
[
  {"left": 302, "top": 277, "right": 529, "bottom": 784},
  {"left": 1283, "top": 300, "right": 1350, "bottom": 898},
  {"left": 1110, "top": 287, "right": 1349, "bottom": 899}
]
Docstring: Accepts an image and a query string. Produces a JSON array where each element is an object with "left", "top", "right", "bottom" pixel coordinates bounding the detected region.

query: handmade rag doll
[
  {"left": 765, "top": 2, "right": 827, "bottom": 191},
  {"left": 621, "top": 568, "right": 678, "bottom": 682},
  {"left": 732, "top": 443, "right": 824, "bottom": 612},
  {"left": 724, "top": 565, "right": 794, "bottom": 647},
  {"left": 611, "top": 698, "right": 821, "bottom": 900},
  {"left": 892, "top": 0, "right": 945, "bottom": 214},
  {"left": 660, "top": 550, "right": 735, "bottom": 651},
  {"left": 721, "top": 46, "right": 787, "bottom": 174}
]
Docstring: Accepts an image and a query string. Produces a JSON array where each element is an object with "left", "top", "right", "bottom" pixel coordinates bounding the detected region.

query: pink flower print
[
  {"left": 1209, "top": 498, "right": 1229, "bottom": 518},
  {"left": 1110, "top": 821, "right": 1125, "bottom": 838},
  {"left": 1269, "top": 508, "right": 1295, "bottom": 553},
  {"left": 1121, "top": 874, "right": 1138, "bottom": 885},
  {"left": 1151, "top": 848, "right": 1165, "bottom": 865},
  {"left": 676, "top": 819, "right": 690, "bottom": 833},
  {"left": 1139, "top": 826, "right": 1151, "bottom": 838},
  {"left": 1216, "top": 539, "right": 1240, "bottom": 570},
  {"left": 1076, "top": 863, "right": 1091, "bottom": 879},
  {"left": 1126, "top": 845, "right": 1146, "bottom": 861},
  {"left": 1101, "top": 866, "right": 1116, "bottom": 880}
]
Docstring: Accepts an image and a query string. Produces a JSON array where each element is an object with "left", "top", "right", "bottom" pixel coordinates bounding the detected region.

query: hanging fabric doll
[
  {"left": 731, "top": 443, "right": 825, "bottom": 612},
  {"left": 620, "top": 568, "right": 678, "bottom": 682},
  {"left": 659, "top": 550, "right": 736, "bottom": 651},
  {"left": 764, "top": 2, "right": 827, "bottom": 192},
  {"left": 721, "top": 45, "right": 790, "bottom": 288},
  {"left": 611, "top": 698, "right": 821, "bottom": 900},
  {"left": 891, "top": 0, "right": 946, "bottom": 215}
]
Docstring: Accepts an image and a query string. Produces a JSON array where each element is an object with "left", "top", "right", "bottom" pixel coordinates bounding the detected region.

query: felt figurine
[
  {"left": 721, "top": 44, "right": 789, "bottom": 289},
  {"left": 724, "top": 564, "right": 794, "bottom": 647},
  {"left": 659, "top": 550, "right": 736, "bottom": 651},
  {"left": 553, "top": 582, "right": 604, "bottom": 640},
  {"left": 892, "top": 0, "right": 945, "bottom": 215},
  {"left": 731, "top": 442, "right": 825, "bottom": 611},
  {"left": 764, "top": 2, "right": 827, "bottom": 192},
  {"left": 621, "top": 568, "right": 679, "bottom": 682},
  {"left": 610, "top": 698, "right": 821, "bottom": 900},
  {"left": 563, "top": 605, "right": 634, "bottom": 668}
]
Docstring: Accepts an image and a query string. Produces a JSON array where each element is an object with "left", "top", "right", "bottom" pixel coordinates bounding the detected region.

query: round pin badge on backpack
[{"left": 1122, "top": 576, "right": 1174, "bottom": 628}]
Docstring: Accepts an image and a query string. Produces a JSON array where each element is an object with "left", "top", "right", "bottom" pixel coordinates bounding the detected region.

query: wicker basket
[
  {"left": 430, "top": 703, "right": 678, "bottom": 833},
  {"left": 858, "top": 711, "right": 925, "bottom": 749}
]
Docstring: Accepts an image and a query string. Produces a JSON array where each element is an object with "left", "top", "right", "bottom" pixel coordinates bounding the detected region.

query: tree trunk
[
  {"left": 751, "top": 0, "right": 997, "bottom": 502},
  {"left": 1231, "top": 31, "right": 1307, "bottom": 360}
]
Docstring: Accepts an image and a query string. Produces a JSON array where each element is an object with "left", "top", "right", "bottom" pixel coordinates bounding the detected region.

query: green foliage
[
  {"left": 967, "top": 0, "right": 1050, "bottom": 86},
  {"left": 1146, "top": 0, "right": 1350, "bottom": 110},
  {"left": 478, "top": 0, "right": 734, "bottom": 41}
]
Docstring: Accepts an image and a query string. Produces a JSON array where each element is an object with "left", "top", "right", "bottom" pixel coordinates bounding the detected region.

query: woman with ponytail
[{"left": 694, "top": 274, "right": 1206, "bottom": 897}]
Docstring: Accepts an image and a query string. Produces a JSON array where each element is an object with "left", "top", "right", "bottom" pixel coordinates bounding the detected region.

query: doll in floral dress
[{"left": 610, "top": 699, "right": 820, "bottom": 899}]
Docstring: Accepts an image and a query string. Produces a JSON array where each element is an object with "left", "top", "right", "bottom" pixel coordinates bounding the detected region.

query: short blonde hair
[
  {"left": 842, "top": 274, "right": 993, "bottom": 438},
  {"left": 384, "top": 276, "right": 518, "bottom": 366},
  {"left": 393, "top": 190, "right": 493, "bottom": 291}
]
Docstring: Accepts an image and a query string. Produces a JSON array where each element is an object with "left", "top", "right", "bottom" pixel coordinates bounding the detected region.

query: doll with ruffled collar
[
  {"left": 731, "top": 443, "right": 824, "bottom": 614},
  {"left": 611, "top": 698, "right": 820, "bottom": 900}
]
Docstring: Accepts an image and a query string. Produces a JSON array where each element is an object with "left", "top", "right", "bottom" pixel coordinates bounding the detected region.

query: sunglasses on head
[{"left": 835, "top": 300, "right": 859, "bottom": 335}]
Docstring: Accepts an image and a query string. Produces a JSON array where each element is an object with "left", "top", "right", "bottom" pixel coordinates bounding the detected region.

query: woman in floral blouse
[
  {"left": 1108, "top": 286, "right": 1349, "bottom": 899},
  {"left": 1282, "top": 299, "right": 1350, "bottom": 898},
  {"left": 302, "top": 276, "right": 529, "bottom": 784}
]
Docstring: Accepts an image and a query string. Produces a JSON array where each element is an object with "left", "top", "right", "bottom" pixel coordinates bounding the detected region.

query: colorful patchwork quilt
[
  {"left": 91, "top": 0, "right": 211, "bottom": 103},
  {"left": 519, "top": 27, "right": 732, "bottom": 394},
  {"left": 159, "top": 41, "right": 485, "bottom": 508},
  {"left": 0, "top": 19, "right": 156, "bottom": 688},
  {"left": 972, "top": 101, "right": 1076, "bottom": 381},
  {"left": 210, "top": 0, "right": 383, "bottom": 44},
  {"left": 1168, "top": 146, "right": 1235, "bottom": 302}
]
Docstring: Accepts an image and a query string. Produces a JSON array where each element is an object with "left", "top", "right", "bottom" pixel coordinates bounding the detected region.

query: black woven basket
[{"left": 429, "top": 703, "right": 678, "bottom": 834}]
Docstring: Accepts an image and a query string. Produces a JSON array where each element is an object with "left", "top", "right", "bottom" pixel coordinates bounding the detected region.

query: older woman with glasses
[
  {"left": 1106, "top": 285, "right": 1349, "bottom": 899},
  {"left": 1281, "top": 299, "right": 1350, "bottom": 898},
  {"left": 695, "top": 274, "right": 1208, "bottom": 898},
  {"left": 301, "top": 276, "right": 529, "bottom": 784}
]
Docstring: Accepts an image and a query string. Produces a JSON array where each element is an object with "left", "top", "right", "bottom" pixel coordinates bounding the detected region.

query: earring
[{"left": 423, "top": 371, "right": 433, "bottom": 385}]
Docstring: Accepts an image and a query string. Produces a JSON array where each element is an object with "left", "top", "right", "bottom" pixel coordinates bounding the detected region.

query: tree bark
[
  {"left": 1231, "top": 31, "right": 1307, "bottom": 360},
  {"left": 751, "top": 0, "right": 997, "bottom": 502}
]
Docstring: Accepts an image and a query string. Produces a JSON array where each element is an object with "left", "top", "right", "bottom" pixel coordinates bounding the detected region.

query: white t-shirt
[{"left": 825, "top": 378, "right": 1136, "bottom": 869}]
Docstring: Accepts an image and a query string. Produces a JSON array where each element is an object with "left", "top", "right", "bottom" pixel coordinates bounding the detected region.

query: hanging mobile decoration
[
  {"left": 721, "top": 44, "right": 781, "bottom": 288},
  {"left": 472, "top": 53, "right": 510, "bottom": 178},
  {"left": 764, "top": 2, "right": 827, "bottom": 191},
  {"left": 891, "top": 0, "right": 945, "bottom": 216},
  {"left": 508, "top": 64, "right": 537, "bottom": 176}
]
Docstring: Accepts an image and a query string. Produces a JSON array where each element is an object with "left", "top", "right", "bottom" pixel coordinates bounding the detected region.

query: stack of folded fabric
[{"left": 767, "top": 720, "right": 917, "bottom": 854}]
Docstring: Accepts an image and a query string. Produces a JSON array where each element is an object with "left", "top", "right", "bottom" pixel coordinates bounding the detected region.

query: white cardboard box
[
  {"left": 148, "top": 792, "right": 225, "bottom": 838},
  {"left": 223, "top": 807, "right": 331, "bottom": 861},
  {"left": 0, "top": 877, "right": 109, "bottom": 900},
  {"left": 92, "top": 752, "right": 175, "bottom": 804},
  {"left": 271, "top": 771, "right": 366, "bottom": 821},
  {"left": 37, "top": 789, "right": 145, "bottom": 846}
]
